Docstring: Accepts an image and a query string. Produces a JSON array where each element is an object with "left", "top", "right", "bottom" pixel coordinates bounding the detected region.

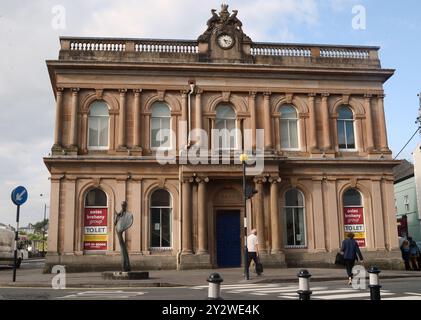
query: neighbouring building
[{"left": 44, "top": 5, "right": 402, "bottom": 271}]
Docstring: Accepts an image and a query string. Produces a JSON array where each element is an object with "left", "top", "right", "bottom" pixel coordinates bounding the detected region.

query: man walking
[{"left": 245, "top": 229, "right": 260, "bottom": 280}]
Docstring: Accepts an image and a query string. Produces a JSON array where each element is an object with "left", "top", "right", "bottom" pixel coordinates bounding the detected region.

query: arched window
[
  {"left": 284, "top": 189, "right": 306, "bottom": 247},
  {"left": 84, "top": 188, "right": 108, "bottom": 251},
  {"left": 85, "top": 188, "right": 107, "bottom": 207},
  {"left": 150, "top": 189, "right": 172, "bottom": 248},
  {"left": 343, "top": 188, "right": 366, "bottom": 247},
  {"left": 337, "top": 106, "right": 355, "bottom": 150},
  {"left": 215, "top": 104, "right": 237, "bottom": 150},
  {"left": 279, "top": 105, "right": 299, "bottom": 149},
  {"left": 343, "top": 189, "right": 362, "bottom": 207},
  {"left": 151, "top": 102, "right": 171, "bottom": 149},
  {"left": 88, "top": 101, "right": 109, "bottom": 149}
]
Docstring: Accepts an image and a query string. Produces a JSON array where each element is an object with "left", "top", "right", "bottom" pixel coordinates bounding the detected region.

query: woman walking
[
  {"left": 340, "top": 233, "right": 364, "bottom": 285},
  {"left": 400, "top": 239, "right": 411, "bottom": 271}
]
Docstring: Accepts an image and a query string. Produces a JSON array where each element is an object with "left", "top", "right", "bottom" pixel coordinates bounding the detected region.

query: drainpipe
[
  {"left": 187, "top": 82, "right": 195, "bottom": 148},
  {"left": 177, "top": 165, "right": 182, "bottom": 270}
]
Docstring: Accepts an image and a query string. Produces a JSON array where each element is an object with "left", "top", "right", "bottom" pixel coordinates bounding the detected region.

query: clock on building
[{"left": 217, "top": 34, "right": 235, "bottom": 49}]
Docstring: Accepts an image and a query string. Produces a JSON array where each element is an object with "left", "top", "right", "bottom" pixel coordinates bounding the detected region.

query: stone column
[
  {"left": 144, "top": 114, "right": 150, "bottom": 154},
  {"left": 308, "top": 93, "right": 318, "bottom": 151},
  {"left": 377, "top": 94, "right": 389, "bottom": 151},
  {"left": 364, "top": 94, "right": 374, "bottom": 151},
  {"left": 48, "top": 176, "right": 62, "bottom": 253},
  {"left": 312, "top": 178, "right": 326, "bottom": 252},
  {"left": 53, "top": 88, "right": 64, "bottom": 149},
  {"left": 254, "top": 177, "right": 267, "bottom": 253},
  {"left": 81, "top": 112, "right": 88, "bottom": 152},
  {"left": 181, "top": 90, "right": 188, "bottom": 149},
  {"left": 63, "top": 177, "right": 76, "bottom": 254},
  {"left": 249, "top": 92, "right": 257, "bottom": 150},
  {"left": 117, "top": 89, "right": 127, "bottom": 149},
  {"left": 195, "top": 89, "right": 203, "bottom": 145},
  {"left": 269, "top": 176, "right": 282, "bottom": 254},
  {"left": 133, "top": 89, "right": 142, "bottom": 150},
  {"left": 69, "top": 88, "right": 80, "bottom": 147},
  {"left": 197, "top": 177, "right": 209, "bottom": 254},
  {"left": 236, "top": 118, "right": 243, "bottom": 150},
  {"left": 371, "top": 179, "right": 386, "bottom": 250},
  {"left": 356, "top": 116, "right": 364, "bottom": 153},
  {"left": 263, "top": 92, "right": 272, "bottom": 151},
  {"left": 321, "top": 93, "right": 331, "bottom": 151},
  {"left": 182, "top": 177, "right": 193, "bottom": 254}
]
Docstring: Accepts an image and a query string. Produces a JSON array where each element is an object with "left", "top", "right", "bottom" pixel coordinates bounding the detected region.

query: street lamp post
[
  {"left": 40, "top": 194, "right": 48, "bottom": 256},
  {"left": 240, "top": 153, "right": 248, "bottom": 280}
]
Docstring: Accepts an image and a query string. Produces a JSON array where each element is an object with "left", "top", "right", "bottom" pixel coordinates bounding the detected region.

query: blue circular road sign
[{"left": 11, "top": 186, "right": 28, "bottom": 206}]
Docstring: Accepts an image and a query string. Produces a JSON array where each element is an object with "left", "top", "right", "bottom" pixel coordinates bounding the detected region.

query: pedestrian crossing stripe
[{"left": 191, "top": 283, "right": 421, "bottom": 300}]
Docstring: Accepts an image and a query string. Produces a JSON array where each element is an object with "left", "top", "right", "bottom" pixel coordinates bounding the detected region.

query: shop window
[
  {"left": 343, "top": 188, "right": 366, "bottom": 247},
  {"left": 150, "top": 189, "right": 172, "bottom": 249},
  {"left": 284, "top": 189, "right": 306, "bottom": 248},
  {"left": 84, "top": 188, "right": 108, "bottom": 251}
]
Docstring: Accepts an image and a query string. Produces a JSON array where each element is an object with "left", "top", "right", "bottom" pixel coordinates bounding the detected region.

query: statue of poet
[{"left": 114, "top": 201, "right": 133, "bottom": 272}]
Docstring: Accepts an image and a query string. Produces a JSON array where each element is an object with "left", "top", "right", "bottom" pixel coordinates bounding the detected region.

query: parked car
[{"left": 0, "top": 224, "right": 26, "bottom": 267}]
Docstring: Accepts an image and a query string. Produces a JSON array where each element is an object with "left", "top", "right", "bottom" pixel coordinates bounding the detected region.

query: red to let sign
[
  {"left": 343, "top": 207, "right": 366, "bottom": 248},
  {"left": 84, "top": 208, "right": 107, "bottom": 251}
]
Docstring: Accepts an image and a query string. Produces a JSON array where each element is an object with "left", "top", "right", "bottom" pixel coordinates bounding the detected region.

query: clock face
[{"left": 217, "top": 34, "right": 235, "bottom": 49}]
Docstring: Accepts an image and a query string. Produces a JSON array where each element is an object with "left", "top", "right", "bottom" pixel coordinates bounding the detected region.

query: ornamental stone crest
[{"left": 198, "top": 4, "right": 251, "bottom": 43}]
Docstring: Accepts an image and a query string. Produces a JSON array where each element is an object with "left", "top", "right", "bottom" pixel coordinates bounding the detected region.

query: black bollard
[
  {"left": 297, "top": 269, "right": 312, "bottom": 300},
  {"left": 207, "top": 273, "right": 224, "bottom": 300},
  {"left": 368, "top": 266, "right": 381, "bottom": 301}
]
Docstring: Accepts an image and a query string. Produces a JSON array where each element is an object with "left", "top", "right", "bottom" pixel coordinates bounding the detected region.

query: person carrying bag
[{"left": 340, "top": 233, "right": 364, "bottom": 285}]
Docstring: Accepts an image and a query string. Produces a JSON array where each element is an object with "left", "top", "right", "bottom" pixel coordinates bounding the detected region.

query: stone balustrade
[{"left": 59, "top": 37, "right": 380, "bottom": 66}]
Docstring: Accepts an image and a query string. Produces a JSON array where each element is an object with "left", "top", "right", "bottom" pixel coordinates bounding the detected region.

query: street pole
[
  {"left": 240, "top": 153, "right": 248, "bottom": 280},
  {"left": 13, "top": 205, "right": 20, "bottom": 282},
  {"left": 43, "top": 203, "right": 47, "bottom": 255}
]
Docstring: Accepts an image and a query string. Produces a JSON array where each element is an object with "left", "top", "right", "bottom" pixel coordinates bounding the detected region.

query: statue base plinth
[{"left": 102, "top": 271, "right": 149, "bottom": 280}]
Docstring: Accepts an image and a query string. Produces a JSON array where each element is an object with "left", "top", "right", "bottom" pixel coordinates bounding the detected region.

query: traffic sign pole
[
  {"left": 13, "top": 205, "right": 20, "bottom": 282},
  {"left": 10, "top": 186, "right": 28, "bottom": 283}
]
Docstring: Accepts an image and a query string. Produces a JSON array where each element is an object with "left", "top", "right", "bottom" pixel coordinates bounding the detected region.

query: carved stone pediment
[{"left": 198, "top": 4, "right": 251, "bottom": 43}]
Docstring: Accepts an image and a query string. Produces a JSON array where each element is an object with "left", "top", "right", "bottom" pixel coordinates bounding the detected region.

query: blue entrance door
[{"left": 216, "top": 210, "right": 241, "bottom": 267}]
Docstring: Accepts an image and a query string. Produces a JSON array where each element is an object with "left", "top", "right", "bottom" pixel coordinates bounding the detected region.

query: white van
[{"left": 0, "top": 223, "right": 26, "bottom": 268}]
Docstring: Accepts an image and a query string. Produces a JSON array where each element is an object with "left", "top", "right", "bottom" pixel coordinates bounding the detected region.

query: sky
[{"left": 0, "top": 0, "right": 420, "bottom": 226}]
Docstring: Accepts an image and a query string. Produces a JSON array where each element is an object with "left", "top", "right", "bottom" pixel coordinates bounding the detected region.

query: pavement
[{"left": 1, "top": 263, "right": 421, "bottom": 289}]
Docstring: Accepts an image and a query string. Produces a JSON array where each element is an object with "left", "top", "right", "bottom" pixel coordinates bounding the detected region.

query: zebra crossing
[{"left": 192, "top": 283, "right": 421, "bottom": 300}]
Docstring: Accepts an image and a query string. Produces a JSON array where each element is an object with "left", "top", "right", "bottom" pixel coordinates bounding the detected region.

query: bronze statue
[{"left": 114, "top": 201, "right": 133, "bottom": 272}]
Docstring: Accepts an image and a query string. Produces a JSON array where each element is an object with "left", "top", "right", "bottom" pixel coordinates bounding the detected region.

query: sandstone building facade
[{"left": 44, "top": 6, "right": 402, "bottom": 271}]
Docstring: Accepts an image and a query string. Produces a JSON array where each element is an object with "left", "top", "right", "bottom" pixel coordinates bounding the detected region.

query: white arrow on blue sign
[{"left": 11, "top": 186, "right": 28, "bottom": 206}]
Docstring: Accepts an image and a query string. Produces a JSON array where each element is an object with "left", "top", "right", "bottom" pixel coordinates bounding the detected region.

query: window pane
[
  {"left": 161, "top": 208, "right": 171, "bottom": 247},
  {"left": 280, "top": 105, "right": 297, "bottom": 119},
  {"left": 289, "top": 120, "right": 298, "bottom": 148},
  {"left": 294, "top": 208, "right": 305, "bottom": 246},
  {"left": 151, "top": 118, "right": 160, "bottom": 147},
  {"left": 150, "top": 208, "right": 161, "bottom": 247},
  {"left": 99, "top": 118, "right": 108, "bottom": 147},
  {"left": 85, "top": 189, "right": 107, "bottom": 207},
  {"left": 216, "top": 104, "right": 235, "bottom": 119},
  {"left": 345, "top": 121, "right": 355, "bottom": 149},
  {"left": 89, "top": 101, "right": 108, "bottom": 116},
  {"left": 338, "top": 106, "right": 353, "bottom": 120},
  {"left": 151, "top": 189, "right": 171, "bottom": 207},
  {"left": 151, "top": 103, "right": 170, "bottom": 117},
  {"left": 280, "top": 120, "right": 289, "bottom": 149},
  {"left": 343, "top": 189, "right": 362, "bottom": 206},
  {"left": 161, "top": 118, "right": 171, "bottom": 147},
  {"left": 285, "top": 208, "right": 295, "bottom": 246},
  {"left": 338, "top": 120, "right": 346, "bottom": 149},
  {"left": 285, "top": 189, "right": 304, "bottom": 207},
  {"left": 89, "top": 118, "right": 99, "bottom": 147}
]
